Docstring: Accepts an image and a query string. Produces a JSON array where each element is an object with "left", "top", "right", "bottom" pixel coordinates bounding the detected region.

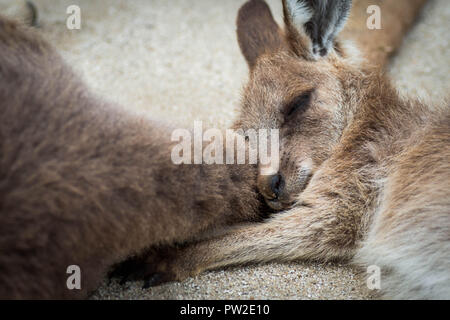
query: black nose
[{"left": 270, "top": 174, "right": 283, "bottom": 198}]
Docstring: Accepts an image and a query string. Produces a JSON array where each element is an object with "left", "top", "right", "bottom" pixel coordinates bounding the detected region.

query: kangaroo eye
[{"left": 285, "top": 90, "right": 313, "bottom": 118}]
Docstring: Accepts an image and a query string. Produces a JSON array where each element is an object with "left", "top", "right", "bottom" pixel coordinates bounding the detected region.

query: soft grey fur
[{"left": 300, "top": 0, "right": 352, "bottom": 56}]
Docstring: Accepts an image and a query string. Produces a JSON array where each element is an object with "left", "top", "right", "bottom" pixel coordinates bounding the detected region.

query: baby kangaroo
[
  {"left": 134, "top": 0, "right": 450, "bottom": 299},
  {"left": 0, "top": 17, "right": 266, "bottom": 299}
]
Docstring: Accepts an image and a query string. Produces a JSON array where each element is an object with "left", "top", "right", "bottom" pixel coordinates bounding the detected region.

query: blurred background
[{"left": 1, "top": 0, "right": 448, "bottom": 299}]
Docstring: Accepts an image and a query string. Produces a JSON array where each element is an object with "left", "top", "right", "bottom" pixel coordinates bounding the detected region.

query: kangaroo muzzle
[{"left": 257, "top": 173, "right": 291, "bottom": 210}]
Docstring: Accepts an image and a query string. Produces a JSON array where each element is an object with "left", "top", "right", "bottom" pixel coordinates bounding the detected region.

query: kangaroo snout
[
  {"left": 258, "top": 158, "right": 314, "bottom": 211},
  {"left": 258, "top": 173, "right": 283, "bottom": 200},
  {"left": 257, "top": 173, "right": 291, "bottom": 211}
]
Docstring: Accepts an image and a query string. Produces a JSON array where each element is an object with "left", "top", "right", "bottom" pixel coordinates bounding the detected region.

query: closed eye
[{"left": 284, "top": 90, "right": 314, "bottom": 118}]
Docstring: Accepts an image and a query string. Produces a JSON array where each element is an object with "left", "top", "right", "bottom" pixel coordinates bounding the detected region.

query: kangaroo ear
[
  {"left": 283, "top": 0, "right": 352, "bottom": 59},
  {"left": 237, "top": 0, "right": 284, "bottom": 69}
]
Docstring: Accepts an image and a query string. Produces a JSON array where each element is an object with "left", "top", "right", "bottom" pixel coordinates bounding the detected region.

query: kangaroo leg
[{"left": 342, "top": 0, "right": 428, "bottom": 67}]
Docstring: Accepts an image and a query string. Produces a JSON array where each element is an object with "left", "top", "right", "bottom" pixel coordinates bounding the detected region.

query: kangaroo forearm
[
  {"left": 156, "top": 205, "right": 357, "bottom": 281},
  {"left": 149, "top": 153, "right": 372, "bottom": 282}
]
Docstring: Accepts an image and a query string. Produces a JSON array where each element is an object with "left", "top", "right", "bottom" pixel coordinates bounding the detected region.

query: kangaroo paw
[
  {"left": 142, "top": 272, "right": 177, "bottom": 289},
  {"left": 109, "top": 246, "right": 187, "bottom": 288}
]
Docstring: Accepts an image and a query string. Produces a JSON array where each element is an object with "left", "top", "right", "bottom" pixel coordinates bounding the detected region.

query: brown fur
[
  {"left": 341, "top": 0, "right": 428, "bottom": 67},
  {"left": 0, "top": 0, "right": 433, "bottom": 299},
  {"left": 133, "top": 0, "right": 449, "bottom": 299},
  {"left": 0, "top": 17, "right": 265, "bottom": 299}
]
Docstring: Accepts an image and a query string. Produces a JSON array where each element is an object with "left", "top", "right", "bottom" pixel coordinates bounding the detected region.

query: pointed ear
[
  {"left": 237, "top": 0, "right": 284, "bottom": 69},
  {"left": 283, "top": 0, "right": 352, "bottom": 59}
]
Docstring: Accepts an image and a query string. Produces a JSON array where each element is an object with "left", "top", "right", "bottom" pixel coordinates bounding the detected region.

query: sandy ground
[{"left": 1, "top": 0, "right": 448, "bottom": 299}]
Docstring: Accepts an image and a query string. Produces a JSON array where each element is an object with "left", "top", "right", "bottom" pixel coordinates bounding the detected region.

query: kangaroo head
[{"left": 235, "top": 0, "right": 360, "bottom": 210}]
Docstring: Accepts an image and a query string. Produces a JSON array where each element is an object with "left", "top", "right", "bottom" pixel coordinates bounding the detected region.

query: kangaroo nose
[
  {"left": 270, "top": 174, "right": 283, "bottom": 198},
  {"left": 257, "top": 173, "right": 284, "bottom": 201}
]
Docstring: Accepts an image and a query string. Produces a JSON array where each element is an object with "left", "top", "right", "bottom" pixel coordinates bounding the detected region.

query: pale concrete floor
[{"left": 2, "top": 0, "right": 448, "bottom": 299}]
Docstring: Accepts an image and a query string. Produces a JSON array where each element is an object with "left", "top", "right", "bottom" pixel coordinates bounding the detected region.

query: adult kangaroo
[{"left": 130, "top": 0, "right": 449, "bottom": 299}]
